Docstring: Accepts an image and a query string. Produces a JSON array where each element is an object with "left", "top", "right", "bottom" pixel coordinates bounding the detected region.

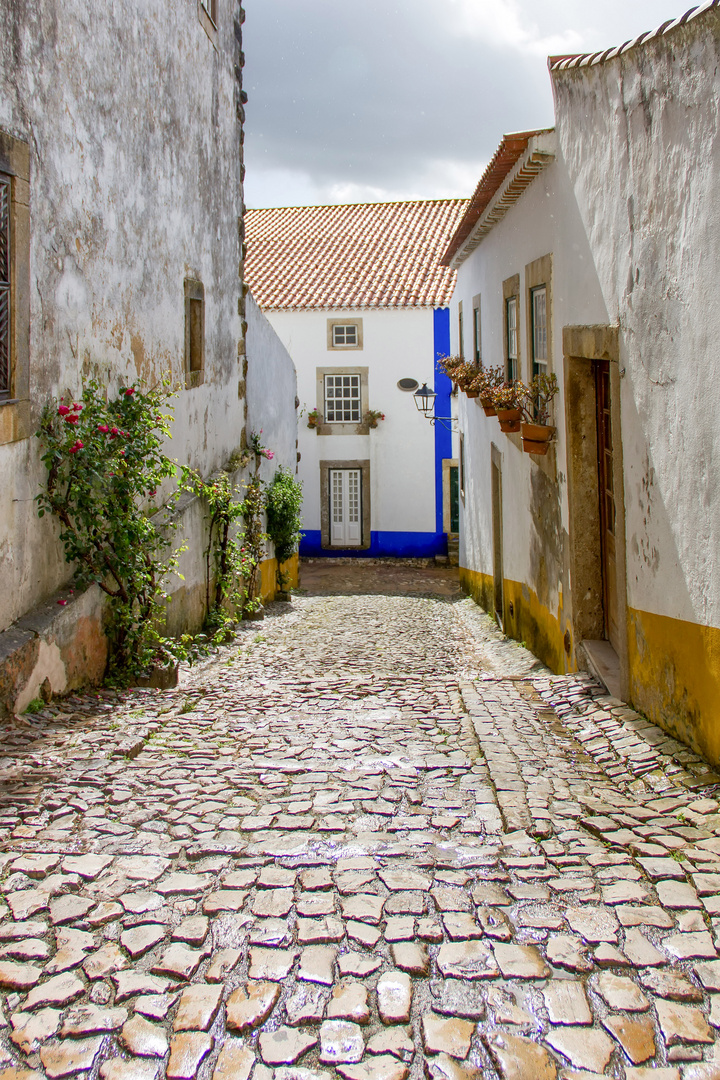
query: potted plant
[
  {"left": 365, "top": 409, "right": 385, "bottom": 429},
  {"left": 448, "top": 361, "right": 482, "bottom": 397},
  {"left": 519, "top": 372, "right": 559, "bottom": 455},
  {"left": 436, "top": 355, "right": 465, "bottom": 387},
  {"left": 493, "top": 381, "right": 523, "bottom": 432},
  {"left": 472, "top": 365, "right": 504, "bottom": 415},
  {"left": 306, "top": 409, "right": 321, "bottom": 429}
]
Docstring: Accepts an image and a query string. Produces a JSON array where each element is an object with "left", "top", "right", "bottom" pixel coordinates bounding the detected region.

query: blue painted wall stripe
[
  {"left": 433, "top": 308, "right": 452, "bottom": 545},
  {"left": 300, "top": 530, "right": 446, "bottom": 559}
]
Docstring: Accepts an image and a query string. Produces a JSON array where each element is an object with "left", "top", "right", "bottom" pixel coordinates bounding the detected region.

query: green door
[{"left": 449, "top": 466, "right": 459, "bottom": 533}]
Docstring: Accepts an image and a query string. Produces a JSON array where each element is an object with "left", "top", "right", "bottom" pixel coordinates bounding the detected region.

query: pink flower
[
  {"left": 125, "top": 387, "right": 135, "bottom": 396},
  {"left": 69, "top": 440, "right": 84, "bottom": 453},
  {"left": 119, "top": 449, "right": 125, "bottom": 456},
  {"left": 65, "top": 414, "right": 79, "bottom": 425},
  {"left": 72, "top": 403, "right": 83, "bottom": 411},
  {"left": 58, "top": 405, "right": 71, "bottom": 416},
  {"left": 98, "top": 424, "right": 109, "bottom": 434},
  {"left": 57, "top": 599, "right": 67, "bottom": 606},
  {"left": 264, "top": 450, "right": 274, "bottom": 460}
]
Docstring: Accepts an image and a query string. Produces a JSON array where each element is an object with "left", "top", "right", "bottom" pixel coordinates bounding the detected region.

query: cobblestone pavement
[{"left": 1, "top": 566, "right": 720, "bottom": 1079}]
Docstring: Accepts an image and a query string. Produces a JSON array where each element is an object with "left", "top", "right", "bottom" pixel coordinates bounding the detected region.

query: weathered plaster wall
[
  {"left": 552, "top": 11, "right": 720, "bottom": 758},
  {"left": 265, "top": 307, "right": 439, "bottom": 551},
  {"left": 0, "top": 0, "right": 246, "bottom": 632},
  {"left": 450, "top": 154, "right": 608, "bottom": 671}
]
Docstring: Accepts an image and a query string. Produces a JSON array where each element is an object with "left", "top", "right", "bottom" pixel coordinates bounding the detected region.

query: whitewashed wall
[
  {"left": 451, "top": 154, "right": 607, "bottom": 612},
  {"left": 245, "top": 293, "right": 298, "bottom": 484},
  {"left": 552, "top": 13, "right": 720, "bottom": 632},
  {"left": 265, "top": 307, "right": 439, "bottom": 544},
  {"left": 0, "top": 0, "right": 245, "bottom": 633}
]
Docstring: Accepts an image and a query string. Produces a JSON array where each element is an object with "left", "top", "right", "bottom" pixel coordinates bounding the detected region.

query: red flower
[
  {"left": 58, "top": 405, "right": 71, "bottom": 416},
  {"left": 69, "top": 440, "right": 84, "bottom": 454},
  {"left": 65, "top": 414, "right": 79, "bottom": 424},
  {"left": 57, "top": 599, "right": 67, "bottom": 606},
  {"left": 98, "top": 424, "right": 109, "bottom": 434},
  {"left": 119, "top": 449, "right": 125, "bottom": 456},
  {"left": 149, "top": 490, "right": 157, "bottom": 497},
  {"left": 72, "top": 403, "right": 83, "bottom": 411},
  {"left": 111, "top": 427, "right": 119, "bottom": 435},
  {"left": 125, "top": 387, "right": 135, "bottom": 396}
]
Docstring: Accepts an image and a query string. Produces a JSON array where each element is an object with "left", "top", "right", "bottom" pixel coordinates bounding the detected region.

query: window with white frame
[
  {"left": 324, "top": 373, "right": 361, "bottom": 422},
  {"left": 531, "top": 286, "right": 548, "bottom": 376},
  {"left": 506, "top": 296, "right": 518, "bottom": 383},
  {"left": 332, "top": 324, "right": 357, "bottom": 347}
]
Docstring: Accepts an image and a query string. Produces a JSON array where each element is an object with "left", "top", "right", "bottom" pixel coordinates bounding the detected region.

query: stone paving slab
[{"left": 0, "top": 573, "right": 717, "bottom": 1077}]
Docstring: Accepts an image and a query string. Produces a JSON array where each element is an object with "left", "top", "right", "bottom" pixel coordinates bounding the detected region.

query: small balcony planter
[
  {"left": 479, "top": 395, "right": 496, "bottom": 416},
  {"left": 365, "top": 409, "right": 385, "bottom": 429},
  {"left": 307, "top": 409, "right": 321, "bottom": 429},
  {"left": 497, "top": 407, "right": 522, "bottom": 433},
  {"left": 521, "top": 422, "right": 556, "bottom": 455},
  {"left": 518, "top": 372, "right": 560, "bottom": 454},
  {"left": 465, "top": 389, "right": 480, "bottom": 399}
]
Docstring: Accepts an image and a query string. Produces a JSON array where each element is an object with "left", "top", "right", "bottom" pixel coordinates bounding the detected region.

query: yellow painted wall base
[
  {"left": 628, "top": 607, "right": 720, "bottom": 767},
  {"left": 459, "top": 565, "right": 573, "bottom": 676},
  {"left": 258, "top": 553, "right": 299, "bottom": 604}
]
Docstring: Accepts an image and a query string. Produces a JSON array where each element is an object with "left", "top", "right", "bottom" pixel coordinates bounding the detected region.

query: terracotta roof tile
[
  {"left": 549, "top": 0, "right": 718, "bottom": 71},
  {"left": 244, "top": 199, "right": 468, "bottom": 310}
]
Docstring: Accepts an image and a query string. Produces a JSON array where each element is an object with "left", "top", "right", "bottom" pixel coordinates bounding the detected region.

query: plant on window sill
[
  {"left": 519, "top": 372, "right": 559, "bottom": 455},
  {"left": 306, "top": 409, "right": 322, "bottom": 429},
  {"left": 365, "top": 409, "right": 385, "bottom": 429}
]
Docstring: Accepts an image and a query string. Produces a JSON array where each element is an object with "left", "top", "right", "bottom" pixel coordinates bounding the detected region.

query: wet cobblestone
[{"left": 0, "top": 568, "right": 718, "bottom": 1078}]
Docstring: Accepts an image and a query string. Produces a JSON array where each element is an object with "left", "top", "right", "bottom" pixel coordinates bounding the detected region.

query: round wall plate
[{"left": 397, "top": 378, "right": 419, "bottom": 392}]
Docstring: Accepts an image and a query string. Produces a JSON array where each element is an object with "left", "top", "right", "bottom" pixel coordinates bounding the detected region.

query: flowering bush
[
  {"left": 36, "top": 380, "right": 182, "bottom": 680},
  {"left": 248, "top": 430, "right": 274, "bottom": 460}
]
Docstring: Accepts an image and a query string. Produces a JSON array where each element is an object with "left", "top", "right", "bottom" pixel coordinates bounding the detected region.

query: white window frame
[
  {"left": 330, "top": 468, "right": 362, "bottom": 546},
  {"left": 332, "top": 324, "right": 358, "bottom": 348},
  {"left": 532, "top": 285, "right": 548, "bottom": 376},
  {"left": 324, "top": 372, "right": 362, "bottom": 424},
  {"left": 327, "top": 317, "right": 363, "bottom": 350},
  {"left": 506, "top": 296, "right": 518, "bottom": 383}
]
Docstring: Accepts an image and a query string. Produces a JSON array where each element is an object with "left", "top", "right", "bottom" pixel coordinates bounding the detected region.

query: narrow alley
[{"left": 0, "top": 566, "right": 719, "bottom": 1079}]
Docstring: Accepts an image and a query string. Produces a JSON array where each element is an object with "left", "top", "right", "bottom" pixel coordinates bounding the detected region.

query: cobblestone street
[{"left": 1, "top": 565, "right": 720, "bottom": 1079}]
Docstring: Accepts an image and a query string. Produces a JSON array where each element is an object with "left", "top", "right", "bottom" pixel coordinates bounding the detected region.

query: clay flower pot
[
  {"left": 497, "top": 407, "right": 522, "bottom": 433},
  {"left": 521, "top": 422, "right": 556, "bottom": 455},
  {"left": 480, "top": 396, "right": 496, "bottom": 416},
  {"left": 464, "top": 389, "right": 480, "bottom": 399}
]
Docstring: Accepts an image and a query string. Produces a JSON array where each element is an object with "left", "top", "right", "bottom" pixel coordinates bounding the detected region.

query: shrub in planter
[
  {"left": 471, "top": 365, "right": 504, "bottom": 414},
  {"left": 365, "top": 409, "right": 385, "bottom": 428},
  {"left": 265, "top": 466, "right": 303, "bottom": 594},
  {"left": 306, "top": 408, "right": 321, "bottom": 429},
  {"left": 519, "top": 373, "right": 559, "bottom": 454},
  {"left": 492, "top": 381, "right": 523, "bottom": 432}
]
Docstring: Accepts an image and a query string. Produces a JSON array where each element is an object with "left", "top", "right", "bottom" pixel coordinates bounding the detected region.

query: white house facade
[
  {"left": 245, "top": 200, "right": 466, "bottom": 559},
  {"left": 444, "top": 1, "right": 720, "bottom": 765}
]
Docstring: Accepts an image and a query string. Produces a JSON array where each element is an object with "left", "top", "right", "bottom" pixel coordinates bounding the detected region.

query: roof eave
[{"left": 442, "top": 130, "right": 557, "bottom": 269}]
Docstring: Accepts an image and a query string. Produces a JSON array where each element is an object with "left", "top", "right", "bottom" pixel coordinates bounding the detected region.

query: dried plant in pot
[
  {"left": 365, "top": 409, "right": 385, "bottom": 429},
  {"left": 492, "top": 381, "right": 523, "bottom": 432},
  {"left": 519, "top": 372, "right": 559, "bottom": 454},
  {"left": 436, "top": 354, "right": 465, "bottom": 387},
  {"left": 471, "top": 365, "right": 504, "bottom": 415}
]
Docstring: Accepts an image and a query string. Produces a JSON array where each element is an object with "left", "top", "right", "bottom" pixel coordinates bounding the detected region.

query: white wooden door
[{"left": 330, "top": 469, "right": 362, "bottom": 546}]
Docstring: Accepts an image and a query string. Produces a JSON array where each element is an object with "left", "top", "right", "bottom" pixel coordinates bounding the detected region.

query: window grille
[
  {"left": 332, "top": 324, "right": 357, "bottom": 347},
  {"left": 324, "top": 373, "right": 361, "bottom": 422},
  {"left": 532, "top": 286, "right": 548, "bottom": 376},
  {"left": 0, "top": 175, "right": 10, "bottom": 399}
]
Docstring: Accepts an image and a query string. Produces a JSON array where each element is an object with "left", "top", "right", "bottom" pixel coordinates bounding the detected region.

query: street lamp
[{"left": 412, "top": 382, "right": 458, "bottom": 432}]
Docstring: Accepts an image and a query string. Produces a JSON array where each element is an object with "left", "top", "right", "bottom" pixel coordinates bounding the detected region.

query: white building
[
  {"left": 444, "top": 2, "right": 720, "bottom": 764},
  {"left": 245, "top": 200, "right": 467, "bottom": 558}
]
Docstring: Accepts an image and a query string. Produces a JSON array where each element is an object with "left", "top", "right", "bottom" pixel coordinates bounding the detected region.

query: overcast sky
[{"left": 243, "top": 0, "right": 685, "bottom": 209}]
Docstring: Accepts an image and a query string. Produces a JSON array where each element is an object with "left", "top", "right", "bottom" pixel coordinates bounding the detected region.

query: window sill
[
  {"left": 0, "top": 399, "right": 31, "bottom": 444},
  {"left": 185, "top": 370, "right": 205, "bottom": 391},
  {"left": 316, "top": 422, "right": 369, "bottom": 436}
]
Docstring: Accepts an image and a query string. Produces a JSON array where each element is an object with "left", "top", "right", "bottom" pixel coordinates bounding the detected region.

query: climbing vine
[{"left": 36, "top": 380, "right": 182, "bottom": 681}]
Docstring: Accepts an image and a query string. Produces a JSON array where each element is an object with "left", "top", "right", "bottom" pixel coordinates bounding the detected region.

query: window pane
[
  {"left": 532, "top": 287, "right": 547, "bottom": 369},
  {"left": 325, "top": 373, "right": 360, "bottom": 422},
  {"left": 333, "top": 324, "right": 357, "bottom": 346},
  {"left": 506, "top": 297, "right": 517, "bottom": 382}
]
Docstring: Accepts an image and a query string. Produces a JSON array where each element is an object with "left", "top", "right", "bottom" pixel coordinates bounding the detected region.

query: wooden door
[
  {"left": 596, "top": 361, "right": 619, "bottom": 650},
  {"left": 329, "top": 469, "right": 362, "bottom": 546}
]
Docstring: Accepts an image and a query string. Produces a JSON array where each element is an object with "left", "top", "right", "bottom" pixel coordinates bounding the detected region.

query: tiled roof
[
  {"left": 549, "top": 0, "right": 718, "bottom": 70},
  {"left": 440, "top": 130, "right": 554, "bottom": 267},
  {"left": 244, "top": 199, "right": 468, "bottom": 310}
]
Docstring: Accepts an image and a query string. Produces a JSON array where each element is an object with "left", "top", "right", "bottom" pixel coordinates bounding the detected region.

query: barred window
[
  {"left": 324, "top": 374, "right": 361, "bottom": 423},
  {"left": 0, "top": 175, "right": 10, "bottom": 399}
]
